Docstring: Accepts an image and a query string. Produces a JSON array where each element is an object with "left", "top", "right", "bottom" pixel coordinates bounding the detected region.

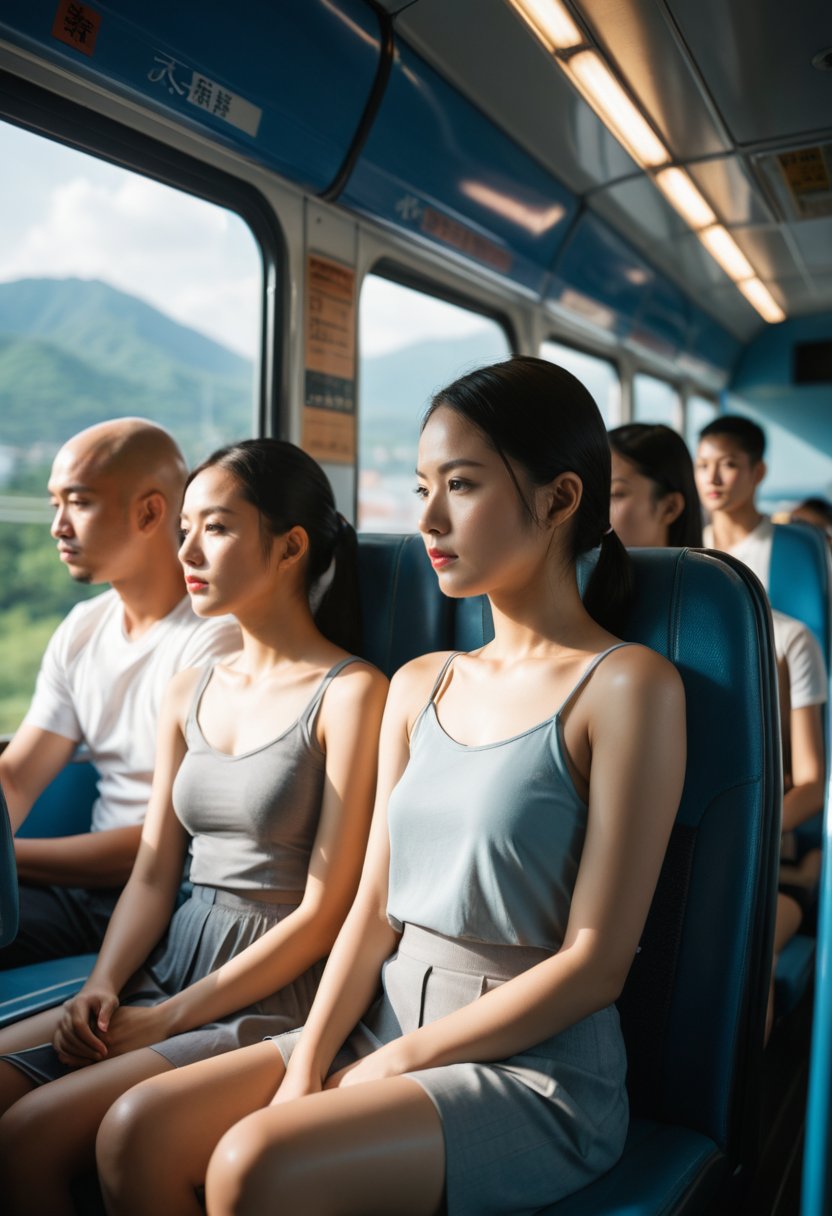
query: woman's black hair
[
  {"left": 187, "top": 439, "right": 360, "bottom": 652},
  {"left": 608, "top": 423, "right": 703, "bottom": 547},
  {"left": 424, "top": 356, "right": 633, "bottom": 635}
]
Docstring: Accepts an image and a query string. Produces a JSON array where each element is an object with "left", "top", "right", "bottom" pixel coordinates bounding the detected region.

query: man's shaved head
[
  {"left": 48, "top": 418, "right": 189, "bottom": 587},
  {"left": 52, "top": 418, "right": 187, "bottom": 507}
]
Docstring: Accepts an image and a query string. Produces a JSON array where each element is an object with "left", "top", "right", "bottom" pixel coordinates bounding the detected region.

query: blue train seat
[
  {"left": 769, "top": 521, "right": 831, "bottom": 854},
  {"left": 0, "top": 760, "right": 100, "bottom": 1026},
  {"left": 0, "top": 539, "right": 781, "bottom": 1216}
]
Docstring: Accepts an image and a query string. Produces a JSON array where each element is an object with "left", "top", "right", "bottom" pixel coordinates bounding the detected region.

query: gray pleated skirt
[
  {"left": 3, "top": 884, "right": 324, "bottom": 1086},
  {"left": 273, "top": 924, "right": 628, "bottom": 1216}
]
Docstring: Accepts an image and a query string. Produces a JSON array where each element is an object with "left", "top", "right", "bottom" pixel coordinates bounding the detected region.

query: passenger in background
[
  {"left": 789, "top": 496, "right": 832, "bottom": 539},
  {"left": 696, "top": 414, "right": 771, "bottom": 584},
  {"left": 0, "top": 418, "right": 240, "bottom": 970},
  {"left": 609, "top": 423, "right": 703, "bottom": 548},
  {"left": 0, "top": 439, "right": 387, "bottom": 1215},
  {"left": 96, "top": 357, "right": 685, "bottom": 1216}
]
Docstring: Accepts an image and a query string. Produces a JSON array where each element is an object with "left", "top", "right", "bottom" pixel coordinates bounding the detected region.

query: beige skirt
[{"left": 273, "top": 923, "right": 628, "bottom": 1215}]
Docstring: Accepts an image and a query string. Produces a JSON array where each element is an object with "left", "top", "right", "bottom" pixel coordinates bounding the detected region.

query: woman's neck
[
  {"left": 232, "top": 598, "right": 333, "bottom": 675},
  {"left": 485, "top": 563, "right": 609, "bottom": 659}
]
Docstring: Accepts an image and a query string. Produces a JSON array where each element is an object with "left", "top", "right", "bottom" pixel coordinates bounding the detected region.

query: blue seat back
[
  {"left": 16, "top": 759, "right": 99, "bottom": 839},
  {"left": 769, "top": 522, "right": 831, "bottom": 665},
  {"left": 0, "top": 782, "right": 18, "bottom": 948},
  {"left": 616, "top": 550, "right": 779, "bottom": 1158}
]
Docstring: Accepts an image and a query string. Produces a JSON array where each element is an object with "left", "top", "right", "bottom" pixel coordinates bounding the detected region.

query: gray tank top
[
  {"left": 386, "top": 645, "right": 633, "bottom": 950},
  {"left": 172, "top": 657, "right": 361, "bottom": 894}
]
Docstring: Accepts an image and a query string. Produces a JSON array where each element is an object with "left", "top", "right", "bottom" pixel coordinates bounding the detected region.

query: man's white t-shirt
[
  {"left": 24, "top": 591, "right": 240, "bottom": 833},
  {"left": 703, "top": 517, "right": 827, "bottom": 709},
  {"left": 703, "top": 517, "right": 774, "bottom": 591},
  {"left": 771, "top": 609, "right": 827, "bottom": 711}
]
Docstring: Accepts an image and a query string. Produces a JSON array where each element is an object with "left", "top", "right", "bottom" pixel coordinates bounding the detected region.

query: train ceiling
[{"left": 381, "top": 0, "right": 832, "bottom": 343}]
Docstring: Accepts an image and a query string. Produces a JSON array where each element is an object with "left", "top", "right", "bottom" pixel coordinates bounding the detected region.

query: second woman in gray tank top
[
  {"left": 0, "top": 440, "right": 387, "bottom": 1213},
  {"left": 99, "top": 358, "right": 686, "bottom": 1216}
]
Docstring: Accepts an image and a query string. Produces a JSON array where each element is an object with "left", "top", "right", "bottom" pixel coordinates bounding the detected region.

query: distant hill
[{"left": 0, "top": 278, "right": 253, "bottom": 461}]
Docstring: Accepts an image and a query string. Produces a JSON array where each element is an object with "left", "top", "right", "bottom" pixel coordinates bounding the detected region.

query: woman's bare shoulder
[{"left": 590, "top": 642, "right": 685, "bottom": 714}]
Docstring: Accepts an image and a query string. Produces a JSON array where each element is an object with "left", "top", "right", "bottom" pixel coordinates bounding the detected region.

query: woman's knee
[
  {"left": 206, "top": 1110, "right": 297, "bottom": 1216},
  {"left": 96, "top": 1076, "right": 166, "bottom": 1183}
]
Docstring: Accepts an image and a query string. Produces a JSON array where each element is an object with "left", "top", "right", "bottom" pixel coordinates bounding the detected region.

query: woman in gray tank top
[
  {"left": 100, "top": 359, "right": 685, "bottom": 1216},
  {"left": 0, "top": 440, "right": 387, "bottom": 1212}
]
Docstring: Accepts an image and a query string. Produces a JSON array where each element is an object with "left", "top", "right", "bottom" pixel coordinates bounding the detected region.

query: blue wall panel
[
  {"left": 342, "top": 40, "right": 578, "bottom": 294},
  {"left": 0, "top": 0, "right": 381, "bottom": 193},
  {"left": 727, "top": 312, "right": 832, "bottom": 503}
]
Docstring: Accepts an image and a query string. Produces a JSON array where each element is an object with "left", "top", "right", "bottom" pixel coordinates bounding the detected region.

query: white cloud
[
  {"left": 359, "top": 275, "right": 499, "bottom": 357},
  {"left": 0, "top": 169, "right": 261, "bottom": 359}
]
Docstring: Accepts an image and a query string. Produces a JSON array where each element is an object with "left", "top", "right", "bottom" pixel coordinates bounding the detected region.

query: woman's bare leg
[
  {"left": 0, "top": 1007, "right": 66, "bottom": 1116},
  {"left": 0, "top": 1047, "right": 172, "bottom": 1216},
  {"left": 206, "top": 1076, "right": 445, "bottom": 1216},
  {"left": 98, "top": 1041, "right": 287, "bottom": 1216}
]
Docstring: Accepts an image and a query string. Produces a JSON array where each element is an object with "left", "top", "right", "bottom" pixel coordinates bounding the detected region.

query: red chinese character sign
[
  {"left": 302, "top": 255, "right": 356, "bottom": 466},
  {"left": 52, "top": 0, "right": 101, "bottom": 56}
]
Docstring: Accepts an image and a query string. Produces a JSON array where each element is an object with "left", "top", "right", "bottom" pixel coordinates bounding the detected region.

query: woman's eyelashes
[{"left": 413, "top": 478, "right": 474, "bottom": 498}]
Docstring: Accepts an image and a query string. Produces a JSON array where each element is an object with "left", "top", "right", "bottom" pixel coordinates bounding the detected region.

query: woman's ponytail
[
  {"left": 313, "top": 517, "right": 361, "bottom": 652},
  {"left": 583, "top": 528, "right": 633, "bottom": 636}
]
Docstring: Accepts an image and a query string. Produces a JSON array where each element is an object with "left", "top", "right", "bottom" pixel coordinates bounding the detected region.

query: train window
[
  {"left": 0, "top": 119, "right": 263, "bottom": 734},
  {"left": 540, "top": 340, "right": 621, "bottom": 426},
  {"left": 633, "top": 373, "right": 681, "bottom": 430},
  {"left": 358, "top": 274, "right": 511, "bottom": 531},
  {"left": 685, "top": 395, "right": 719, "bottom": 449}
]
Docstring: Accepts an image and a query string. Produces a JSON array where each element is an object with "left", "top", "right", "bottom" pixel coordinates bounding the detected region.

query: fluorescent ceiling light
[
  {"left": 654, "top": 168, "right": 716, "bottom": 230},
  {"left": 565, "top": 51, "right": 669, "bottom": 168},
  {"left": 736, "top": 278, "right": 786, "bottom": 323},
  {"left": 697, "top": 225, "right": 755, "bottom": 282},
  {"left": 507, "top": 0, "right": 584, "bottom": 51}
]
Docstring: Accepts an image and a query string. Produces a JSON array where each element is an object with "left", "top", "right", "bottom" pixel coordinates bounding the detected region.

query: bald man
[{"left": 0, "top": 419, "right": 240, "bottom": 968}]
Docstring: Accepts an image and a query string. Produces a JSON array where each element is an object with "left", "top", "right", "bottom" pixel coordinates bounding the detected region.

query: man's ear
[
  {"left": 752, "top": 459, "right": 767, "bottom": 489},
  {"left": 136, "top": 490, "right": 166, "bottom": 534}
]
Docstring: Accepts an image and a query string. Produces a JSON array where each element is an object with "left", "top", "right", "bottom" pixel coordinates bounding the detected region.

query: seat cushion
[
  {"left": 539, "top": 1120, "right": 725, "bottom": 1216},
  {"left": 0, "top": 954, "right": 96, "bottom": 1028}
]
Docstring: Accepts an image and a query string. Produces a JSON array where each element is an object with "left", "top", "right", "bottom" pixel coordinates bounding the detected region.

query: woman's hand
[
  {"left": 53, "top": 985, "right": 119, "bottom": 1067},
  {"left": 324, "top": 1040, "right": 410, "bottom": 1090},
  {"left": 270, "top": 1058, "right": 324, "bottom": 1107},
  {"left": 96, "top": 1002, "right": 177, "bottom": 1058}
]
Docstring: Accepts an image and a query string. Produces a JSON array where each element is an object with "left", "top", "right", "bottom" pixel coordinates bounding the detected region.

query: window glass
[
  {"left": 0, "top": 120, "right": 262, "bottom": 733},
  {"left": 685, "top": 395, "right": 719, "bottom": 450},
  {"left": 633, "top": 373, "right": 681, "bottom": 429},
  {"left": 358, "top": 275, "right": 511, "bottom": 531},
  {"left": 540, "top": 340, "right": 621, "bottom": 426}
]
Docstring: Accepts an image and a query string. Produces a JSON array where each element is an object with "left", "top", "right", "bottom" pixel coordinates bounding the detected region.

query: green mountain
[{"left": 0, "top": 277, "right": 254, "bottom": 460}]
